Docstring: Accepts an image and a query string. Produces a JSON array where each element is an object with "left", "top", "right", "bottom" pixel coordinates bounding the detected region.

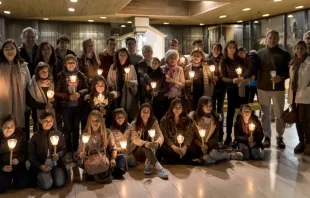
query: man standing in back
[
  {"left": 304, "top": 31, "right": 310, "bottom": 54},
  {"left": 99, "top": 37, "right": 116, "bottom": 78},
  {"left": 126, "top": 37, "right": 143, "bottom": 67}
]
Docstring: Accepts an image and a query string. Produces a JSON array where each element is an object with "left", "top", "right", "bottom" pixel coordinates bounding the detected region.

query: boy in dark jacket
[
  {"left": 234, "top": 104, "right": 264, "bottom": 160},
  {"left": 55, "top": 55, "right": 88, "bottom": 162}
]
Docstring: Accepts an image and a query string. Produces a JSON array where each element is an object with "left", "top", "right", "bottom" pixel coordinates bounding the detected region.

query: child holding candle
[
  {"left": 110, "top": 108, "right": 136, "bottom": 167},
  {"left": 233, "top": 104, "right": 264, "bottom": 160},
  {"left": 129, "top": 103, "right": 168, "bottom": 179},
  {"left": 0, "top": 115, "right": 28, "bottom": 193},
  {"left": 55, "top": 54, "right": 88, "bottom": 163},
  {"left": 27, "top": 62, "right": 56, "bottom": 131},
  {"left": 189, "top": 96, "right": 243, "bottom": 165},
  {"left": 76, "top": 110, "right": 126, "bottom": 182},
  {"left": 28, "top": 111, "right": 67, "bottom": 190},
  {"left": 184, "top": 48, "right": 213, "bottom": 111},
  {"left": 144, "top": 57, "right": 166, "bottom": 121},
  {"left": 159, "top": 98, "right": 198, "bottom": 165}
]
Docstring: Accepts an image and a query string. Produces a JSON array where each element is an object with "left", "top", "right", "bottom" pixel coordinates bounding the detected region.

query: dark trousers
[
  {"left": 0, "top": 163, "right": 28, "bottom": 193},
  {"left": 212, "top": 87, "right": 226, "bottom": 142},
  {"left": 160, "top": 144, "right": 201, "bottom": 164},
  {"left": 24, "top": 109, "right": 37, "bottom": 140},
  {"left": 152, "top": 98, "right": 166, "bottom": 122},
  {"left": 63, "top": 106, "right": 81, "bottom": 152},
  {"left": 226, "top": 87, "right": 246, "bottom": 141},
  {"left": 248, "top": 86, "right": 258, "bottom": 103},
  {"left": 296, "top": 104, "right": 310, "bottom": 144},
  {"left": 55, "top": 107, "right": 63, "bottom": 131}
]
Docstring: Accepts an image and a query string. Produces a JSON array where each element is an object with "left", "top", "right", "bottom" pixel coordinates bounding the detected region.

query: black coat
[
  {"left": 135, "top": 59, "right": 149, "bottom": 103},
  {"left": 144, "top": 66, "right": 166, "bottom": 102},
  {"left": 19, "top": 44, "right": 39, "bottom": 77},
  {"left": 233, "top": 114, "right": 264, "bottom": 149},
  {"left": 0, "top": 128, "right": 27, "bottom": 170}
]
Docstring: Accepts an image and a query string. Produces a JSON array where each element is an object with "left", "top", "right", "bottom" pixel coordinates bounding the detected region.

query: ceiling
[{"left": 0, "top": 0, "right": 309, "bottom": 25}]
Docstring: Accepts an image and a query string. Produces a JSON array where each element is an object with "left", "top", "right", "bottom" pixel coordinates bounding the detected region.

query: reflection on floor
[{"left": 3, "top": 124, "right": 310, "bottom": 198}]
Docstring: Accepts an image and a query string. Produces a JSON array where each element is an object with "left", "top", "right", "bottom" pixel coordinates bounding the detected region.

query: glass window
[{"left": 243, "top": 22, "right": 250, "bottom": 50}]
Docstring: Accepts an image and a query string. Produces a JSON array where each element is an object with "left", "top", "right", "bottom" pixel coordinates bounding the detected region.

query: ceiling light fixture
[
  {"left": 254, "top": 21, "right": 259, "bottom": 23},
  {"left": 237, "top": 20, "right": 243, "bottom": 23},
  {"left": 68, "top": 8, "right": 75, "bottom": 12},
  {"left": 199, "top": 23, "right": 204, "bottom": 26},
  {"left": 121, "top": 25, "right": 126, "bottom": 28},
  {"left": 219, "top": 15, "right": 226, "bottom": 18},
  {"left": 88, "top": 20, "right": 94, "bottom": 22},
  {"left": 274, "top": 0, "right": 282, "bottom": 2},
  {"left": 288, "top": 15, "right": 293, "bottom": 18},
  {"left": 262, "top": 14, "right": 270, "bottom": 17},
  {"left": 243, "top": 8, "right": 251, "bottom": 11},
  {"left": 4, "top": 11, "right": 10, "bottom": 14},
  {"left": 295, "top": 6, "right": 304, "bottom": 9},
  {"left": 127, "top": 21, "right": 132, "bottom": 24},
  {"left": 43, "top": 18, "right": 49, "bottom": 20},
  {"left": 100, "top": 17, "right": 107, "bottom": 19},
  {"left": 70, "top": 0, "right": 78, "bottom": 2},
  {"left": 163, "top": 22, "right": 169, "bottom": 24},
  {"left": 0, "top": 1, "right": 2, "bottom": 4}
]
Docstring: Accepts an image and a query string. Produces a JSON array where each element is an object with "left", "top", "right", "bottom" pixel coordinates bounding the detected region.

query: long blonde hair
[{"left": 84, "top": 110, "right": 108, "bottom": 149}]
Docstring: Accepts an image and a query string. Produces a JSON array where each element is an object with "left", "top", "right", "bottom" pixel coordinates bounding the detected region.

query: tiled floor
[{"left": 3, "top": 123, "right": 310, "bottom": 198}]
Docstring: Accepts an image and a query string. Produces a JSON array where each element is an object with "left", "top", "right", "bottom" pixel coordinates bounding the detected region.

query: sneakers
[
  {"left": 276, "top": 137, "right": 286, "bottom": 149},
  {"left": 294, "top": 142, "right": 305, "bottom": 154},
  {"left": 143, "top": 165, "right": 152, "bottom": 175},
  {"left": 157, "top": 168, "right": 169, "bottom": 179},
  {"left": 304, "top": 144, "right": 310, "bottom": 155},
  {"left": 230, "top": 152, "right": 243, "bottom": 160},
  {"left": 263, "top": 136, "right": 271, "bottom": 148}
]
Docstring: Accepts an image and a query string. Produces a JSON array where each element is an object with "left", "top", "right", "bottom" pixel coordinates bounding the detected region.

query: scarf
[
  {"left": 165, "top": 64, "right": 177, "bottom": 90},
  {"left": 291, "top": 54, "right": 308, "bottom": 92},
  {"left": 28, "top": 75, "right": 55, "bottom": 103},
  {"left": 0, "top": 62, "right": 28, "bottom": 128}
]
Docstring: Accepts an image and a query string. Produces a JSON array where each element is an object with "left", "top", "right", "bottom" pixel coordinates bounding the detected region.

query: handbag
[
  {"left": 281, "top": 105, "right": 296, "bottom": 125},
  {"left": 84, "top": 149, "right": 110, "bottom": 176}
]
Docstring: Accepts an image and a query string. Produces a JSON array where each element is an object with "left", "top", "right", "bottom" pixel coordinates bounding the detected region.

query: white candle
[
  {"left": 7, "top": 139, "right": 17, "bottom": 165},
  {"left": 70, "top": 75, "right": 77, "bottom": 94},
  {"left": 236, "top": 67, "right": 242, "bottom": 78},
  {"left": 98, "top": 93, "right": 105, "bottom": 103},
  {"left": 148, "top": 129, "right": 156, "bottom": 142},
  {"left": 50, "top": 136, "right": 59, "bottom": 166},
  {"left": 249, "top": 123, "right": 255, "bottom": 137},
  {"left": 199, "top": 129, "right": 206, "bottom": 146},
  {"left": 177, "top": 135, "right": 184, "bottom": 148},
  {"left": 81, "top": 134, "right": 90, "bottom": 164},
  {"left": 120, "top": 140, "right": 127, "bottom": 149},
  {"left": 151, "top": 82, "right": 157, "bottom": 89},
  {"left": 270, "top": 70, "right": 277, "bottom": 90},
  {"left": 124, "top": 67, "right": 130, "bottom": 74},
  {"left": 180, "top": 57, "right": 186, "bottom": 64},
  {"left": 97, "top": 69, "right": 103, "bottom": 76},
  {"left": 209, "top": 65, "right": 215, "bottom": 73},
  {"left": 47, "top": 90, "right": 55, "bottom": 103},
  {"left": 189, "top": 71, "right": 195, "bottom": 79}
]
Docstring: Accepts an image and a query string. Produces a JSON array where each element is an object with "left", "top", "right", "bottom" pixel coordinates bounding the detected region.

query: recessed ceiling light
[
  {"left": 288, "top": 15, "right": 293, "bottom": 18},
  {"left": 254, "top": 21, "right": 259, "bottom": 23},
  {"left": 243, "top": 8, "right": 251, "bottom": 11},
  {"left": 100, "top": 16, "right": 107, "bottom": 19},
  {"left": 295, "top": 6, "right": 304, "bottom": 9},
  {"left": 127, "top": 21, "right": 132, "bottom": 24},
  {"left": 163, "top": 22, "right": 169, "bottom": 25},
  {"left": 237, "top": 20, "right": 243, "bottom": 23},
  {"left": 219, "top": 15, "right": 226, "bottom": 18},
  {"left": 199, "top": 23, "right": 204, "bottom": 26},
  {"left": 262, "top": 14, "right": 270, "bottom": 17},
  {"left": 88, "top": 20, "right": 94, "bottom": 22},
  {"left": 70, "top": 0, "right": 78, "bottom": 2},
  {"left": 4, "top": 11, "right": 10, "bottom": 14},
  {"left": 121, "top": 25, "right": 126, "bottom": 27},
  {"left": 68, "top": 8, "right": 75, "bottom": 12},
  {"left": 0, "top": 1, "right": 2, "bottom": 4},
  {"left": 274, "top": 0, "right": 282, "bottom": 2},
  {"left": 43, "top": 18, "right": 49, "bottom": 20}
]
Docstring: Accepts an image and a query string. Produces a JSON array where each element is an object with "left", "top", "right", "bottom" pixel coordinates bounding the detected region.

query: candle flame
[
  {"left": 151, "top": 82, "right": 157, "bottom": 89},
  {"left": 97, "top": 69, "right": 103, "bottom": 75},
  {"left": 70, "top": 75, "right": 77, "bottom": 83},
  {"left": 209, "top": 65, "right": 215, "bottom": 72},
  {"left": 189, "top": 71, "right": 195, "bottom": 78},
  {"left": 7, "top": 139, "right": 17, "bottom": 149},
  {"left": 120, "top": 140, "right": 127, "bottom": 149},
  {"left": 249, "top": 123, "right": 256, "bottom": 132},
  {"left": 236, "top": 67, "right": 242, "bottom": 75},
  {"left": 82, "top": 134, "right": 90, "bottom": 143},
  {"left": 124, "top": 67, "right": 130, "bottom": 74},
  {"left": 47, "top": 90, "right": 55, "bottom": 99},
  {"left": 177, "top": 135, "right": 184, "bottom": 144},
  {"left": 199, "top": 129, "right": 206, "bottom": 137},
  {"left": 50, "top": 135, "right": 59, "bottom": 146},
  {"left": 148, "top": 129, "right": 156, "bottom": 138}
]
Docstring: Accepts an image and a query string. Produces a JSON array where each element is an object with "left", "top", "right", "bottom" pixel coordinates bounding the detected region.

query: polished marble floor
[{"left": 3, "top": 123, "right": 310, "bottom": 198}]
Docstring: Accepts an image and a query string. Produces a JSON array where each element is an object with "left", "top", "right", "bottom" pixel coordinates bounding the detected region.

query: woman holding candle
[
  {"left": 34, "top": 42, "right": 63, "bottom": 79},
  {"left": 0, "top": 115, "right": 28, "bottom": 193},
  {"left": 129, "top": 103, "right": 168, "bottom": 179},
  {"left": 110, "top": 108, "right": 136, "bottom": 167},
  {"left": 144, "top": 57, "right": 166, "bottom": 121},
  {"left": 76, "top": 110, "right": 126, "bottom": 182},
  {"left": 233, "top": 104, "right": 264, "bottom": 160},
  {"left": 27, "top": 62, "right": 56, "bottom": 131},
  {"left": 0, "top": 39, "right": 31, "bottom": 139},
  {"left": 28, "top": 111, "right": 67, "bottom": 190},
  {"left": 189, "top": 96, "right": 243, "bottom": 165},
  {"left": 160, "top": 98, "right": 197, "bottom": 164},
  {"left": 288, "top": 41, "right": 310, "bottom": 155},
  {"left": 55, "top": 54, "right": 88, "bottom": 163},
  {"left": 184, "top": 48, "right": 213, "bottom": 111},
  {"left": 220, "top": 40, "right": 247, "bottom": 146},
  {"left": 107, "top": 48, "right": 138, "bottom": 122}
]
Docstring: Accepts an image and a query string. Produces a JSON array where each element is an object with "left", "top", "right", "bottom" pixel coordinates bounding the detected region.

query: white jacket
[{"left": 288, "top": 56, "right": 310, "bottom": 104}]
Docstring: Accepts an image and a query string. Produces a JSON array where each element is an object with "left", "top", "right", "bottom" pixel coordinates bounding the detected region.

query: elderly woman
[
  {"left": 184, "top": 48, "right": 213, "bottom": 111},
  {"left": 0, "top": 39, "right": 31, "bottom": 135},
  {"left": 77, "top": 38, "right": 101, "bottom": 82},
  {"left": 161, "top": 49, "right": 186, "bottom": 112},
  {"left": 288, "top": 41, "right": 310, "bottom": 155},
  {"left": 107, "top": 48, "right": 138, "bottom": 122}
]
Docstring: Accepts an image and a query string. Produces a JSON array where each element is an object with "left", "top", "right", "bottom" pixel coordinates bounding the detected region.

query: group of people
[{"left": 0, "top": 26, "right": 310, "bottom": 193}]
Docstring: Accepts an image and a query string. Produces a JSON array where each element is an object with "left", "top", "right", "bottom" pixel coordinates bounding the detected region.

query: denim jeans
[
  {"left": 63, "top": 106, "right": 81, "bottom": 151},
  {"left": 37, "top": 167, "right": 66, "bottom": 190},
  {"left": 125, "top": 155, "right": 137, "bottom": 167},
  {"left": 239, "top": 143, "right": 261, "bottom": 160},
  {"left": 202, "top": 149, "right": 230, "bottom": 165}
]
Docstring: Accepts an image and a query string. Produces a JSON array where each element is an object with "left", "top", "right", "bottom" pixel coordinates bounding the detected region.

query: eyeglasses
[
  {"left": 4, "top": 47, "right": 16, "bottom": 51},
  {"left": 42, "top": 119, "right": 54, "bottom": 124}
]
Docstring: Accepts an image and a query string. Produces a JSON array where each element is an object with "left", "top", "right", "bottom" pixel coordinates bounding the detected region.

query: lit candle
[
  {"left": 199, "top": 129, "right": 206, "bottom": 146},
  {"left": 270, "top": 70, "right": 277, "bottom": 90},
  {"left": 50, "top": 135, "right": 59, "bottom": 166},
  {"left": 7, "top": 139, "right": 17, "bottom": 165},
  {"left": 124, "top": 67, "right": 130, "bottom": 82},
  {"left": 120, "top": 140, "right": 127, "bottom": 149},
  {"left": 209, "top": 65, "right": 215, "bottom": 73},
  {"left": 98, "top": 93, "right": 105, "bottom": 103},
  {"left": 148, "top": 129, "right": 156, "bottom": 143},
  {"left": 249, "top": 123, "right": 255, "bottom": 137},
  {"left": 235, "top": 67, "right": 242, "bottom": 78},
  {"left": 81, "top": 134, "right": 90, "bottom": 164},
  {"left": 180, "top": 57, "right": 186, "bottom": 64},
  {"left": 70, "top": 75, "right": 77, "bottom": 94},
  {"left": 47, "top": 90, "right": 55, "bottom": 104},
  {"left": 97, "top": 69, "right": 103, "bottom": 76},
  {"left": 189, "top": 71, "right": 195, "bottom": 92},
  {"left": 151, "top": 82, "right": 157, "bottom": 89},
  {"left": 177, "top": 134, "right": 184, "bottom": 159}
]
